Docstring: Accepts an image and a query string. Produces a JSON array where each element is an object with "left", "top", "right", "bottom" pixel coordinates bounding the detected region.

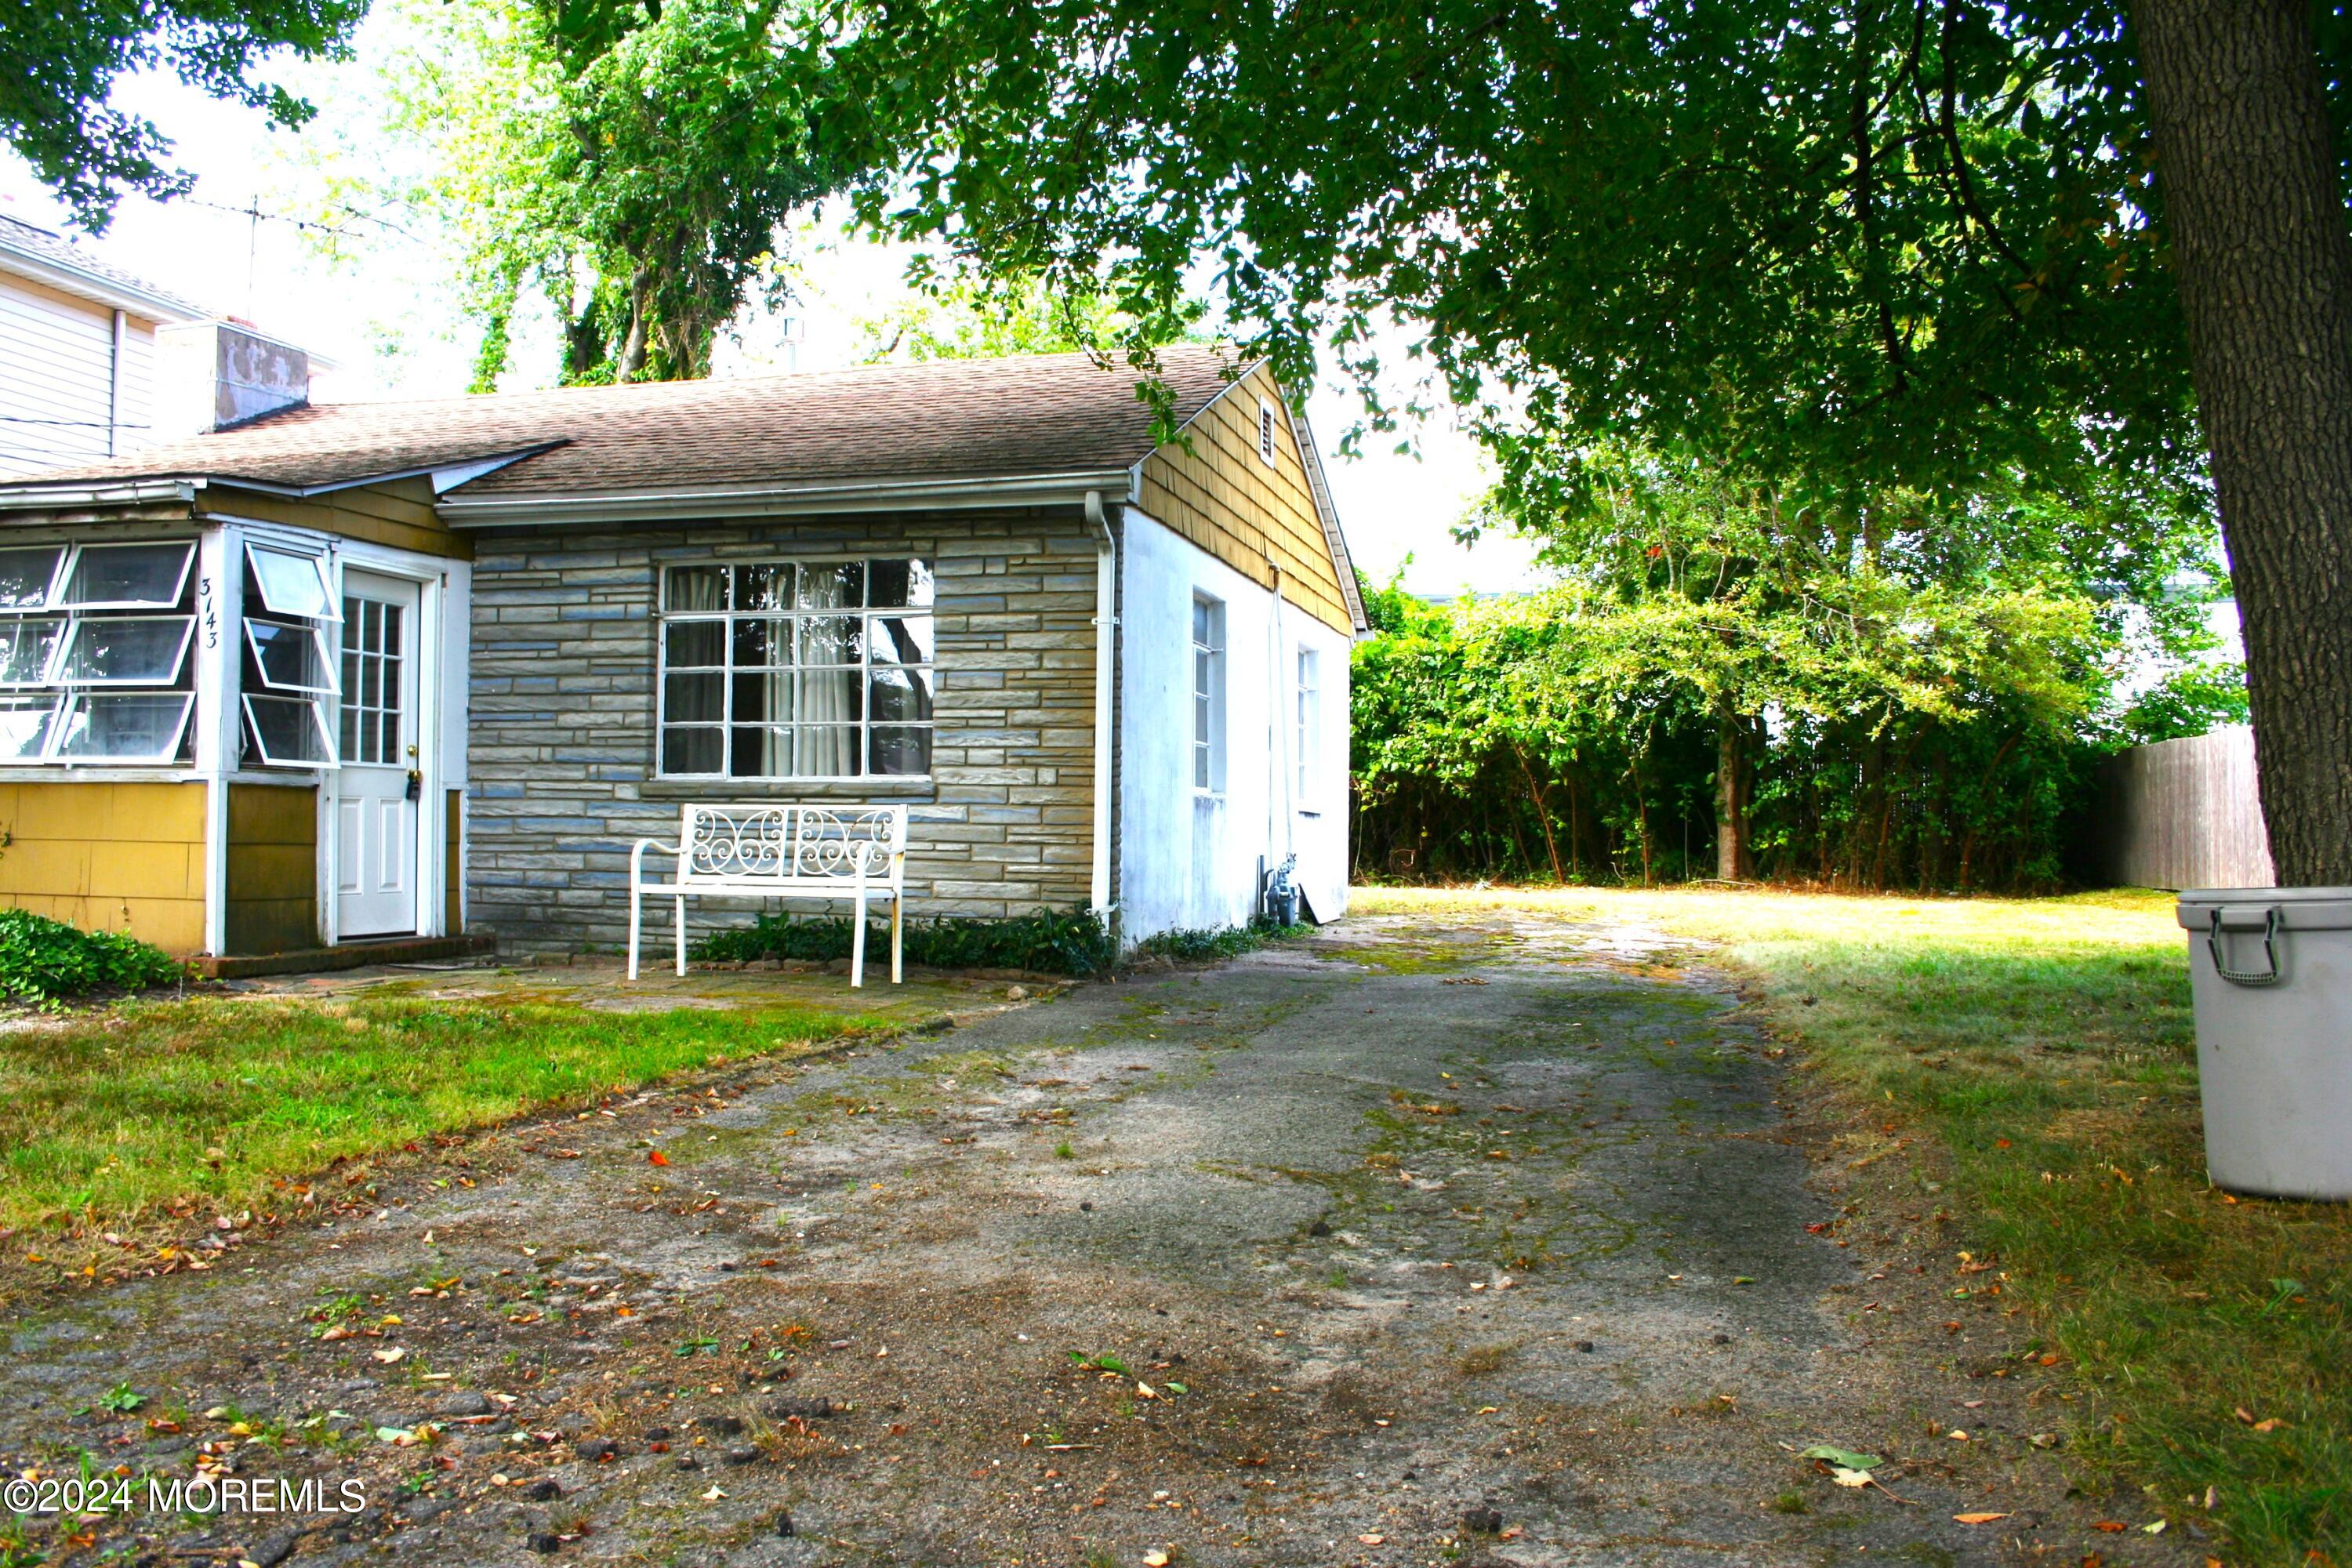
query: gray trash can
[{"left": 2176, "top": 887, "right": 2352, "bottom": 1201}]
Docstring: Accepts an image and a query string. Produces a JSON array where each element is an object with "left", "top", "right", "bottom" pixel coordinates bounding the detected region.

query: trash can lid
[{"left": 2177, "top": 886, "right": 2352, "bottom": 931}]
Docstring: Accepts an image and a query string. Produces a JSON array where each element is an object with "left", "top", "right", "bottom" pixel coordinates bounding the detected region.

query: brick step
[{"left": 192, "top": 935, "right": 499, "bottom": 981}]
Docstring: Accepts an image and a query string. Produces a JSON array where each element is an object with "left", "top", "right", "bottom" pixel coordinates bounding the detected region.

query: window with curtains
[
  {"left": 657, "top": 559, "right": 935, "bottom": 779},
  {"left": 0, "top": 540, "right": 199, "bottom": 765}
]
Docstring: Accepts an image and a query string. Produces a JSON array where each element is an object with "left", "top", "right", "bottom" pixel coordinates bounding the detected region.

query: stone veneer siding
[{"left": 466, "top": 510, "right": 1101, "bottom": 953}]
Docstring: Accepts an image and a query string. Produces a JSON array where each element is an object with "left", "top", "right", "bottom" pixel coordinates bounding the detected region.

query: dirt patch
[{"left": 0, "top": 916, "right": 2205, "bottom": 1566}]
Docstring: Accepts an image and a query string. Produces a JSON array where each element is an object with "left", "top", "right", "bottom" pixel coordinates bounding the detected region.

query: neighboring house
[
  {"left": 0, "top": 215, "right": 209, "bottom": 477},
  {"left": 0, "top": 341, "right": 1364, "bottom": 966}
]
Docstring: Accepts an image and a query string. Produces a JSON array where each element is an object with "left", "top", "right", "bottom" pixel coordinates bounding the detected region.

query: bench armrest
[{"left": 630, "top": 837, "right": 681, "bottom": 884}]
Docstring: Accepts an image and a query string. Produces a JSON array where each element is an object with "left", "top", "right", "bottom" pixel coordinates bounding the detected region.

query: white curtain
[{"left": 797, "top": 568, "right": 858, "bottom": 775}]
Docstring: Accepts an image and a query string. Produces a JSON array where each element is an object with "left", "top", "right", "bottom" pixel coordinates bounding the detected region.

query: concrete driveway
[{"left": 0, "top": 911, "right": 2189, "bottom": 1566}]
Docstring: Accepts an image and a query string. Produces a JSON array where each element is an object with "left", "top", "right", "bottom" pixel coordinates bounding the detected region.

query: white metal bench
[{"left": 628, "top": 804, "right": 909, "bottom": 986}]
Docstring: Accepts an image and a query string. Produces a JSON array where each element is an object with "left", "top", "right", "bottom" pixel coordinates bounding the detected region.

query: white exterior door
[{"left": 336, "top": 572, "right": 422, "bottom": 938}]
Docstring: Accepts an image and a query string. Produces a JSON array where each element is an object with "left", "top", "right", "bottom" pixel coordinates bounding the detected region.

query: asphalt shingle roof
[
  {"left": 0, "top": 213, "right": 209, "bottom": 320},
  {"left": 3, "top": 345, "right": 1250, "bottom": 499}
]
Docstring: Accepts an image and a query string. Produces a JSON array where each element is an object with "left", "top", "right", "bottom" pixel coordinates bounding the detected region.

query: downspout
[
  {"left": 1269, "top": 562, "right": 1294, "bottom": 858},
  {"left": 1084, "top": 491, "right": 1116, "bottom": 925},
  {"left": 107, "top": 310, "right": 126, "bottom": 457}
]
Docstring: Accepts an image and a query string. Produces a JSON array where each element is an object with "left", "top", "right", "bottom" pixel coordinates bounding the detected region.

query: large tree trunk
[
  {"left": 1714, "top": 695, "right": 1747, "bottom": 880},
  {"left": 2132, "top": 0, "right": 2352, "bottom": 884}
]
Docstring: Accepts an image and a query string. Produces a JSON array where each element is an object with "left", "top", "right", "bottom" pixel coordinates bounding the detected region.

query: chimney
[{"left": 154, "top": 319, "right": 311, "bottom": 436}]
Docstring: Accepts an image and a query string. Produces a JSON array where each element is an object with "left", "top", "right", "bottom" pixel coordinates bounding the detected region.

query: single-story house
[{"left": 0, "top": 332, "right": 1365, "bottom": 967}]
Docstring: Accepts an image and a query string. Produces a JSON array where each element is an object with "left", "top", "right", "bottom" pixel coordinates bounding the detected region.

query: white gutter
[
  {"left": 439, "top": 469, "right": 1138, "bottom": 528},
  {"left": 0, "top": 242, "right": 203, "bottom": 324},
  {"left": 1084, "top": 489, "right": 1118, "bottom": 924},
  {"left": 0, "top": 478, "right": 201, "bottom": 512}
]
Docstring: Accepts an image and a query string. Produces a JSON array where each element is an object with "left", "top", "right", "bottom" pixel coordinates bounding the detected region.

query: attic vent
[{"left": 1258, "top": 398, "right": 1279, "bottom": 466}]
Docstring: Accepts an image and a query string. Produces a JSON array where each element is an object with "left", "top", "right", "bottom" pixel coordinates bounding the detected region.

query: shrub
[
  {"left": 695, "top": 905, "right": 1118, "bottom": 976},
  {"left": 1134, "top": 916, "right": 1304, "bottom": 964},
  {"left": 0, "top": 909, "right": 183, "bottom": 1003}
]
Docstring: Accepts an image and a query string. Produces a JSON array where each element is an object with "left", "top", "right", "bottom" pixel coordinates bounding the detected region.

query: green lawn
[
  {"left": 0, "top": 987, "right": 887, "bottom": 1263},
  {"left": 1356, "top": 884, "right": 2350, "bottom": 1565}
]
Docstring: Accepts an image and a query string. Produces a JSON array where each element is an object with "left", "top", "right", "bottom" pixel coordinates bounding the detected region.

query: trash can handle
[{"left": 2207, "top": 906, "right": 2283, "bottom": 987}]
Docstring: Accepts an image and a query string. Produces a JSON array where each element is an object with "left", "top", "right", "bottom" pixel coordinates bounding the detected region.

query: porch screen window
[
  {"left": 657, "top": 559, "right": 935, "bottom": 779},
  {"left": 0, "top": 542, "right": 196, "bottom": 764},
  {"left": 238, "top": 543, "right": 339, "bottom": 768}
]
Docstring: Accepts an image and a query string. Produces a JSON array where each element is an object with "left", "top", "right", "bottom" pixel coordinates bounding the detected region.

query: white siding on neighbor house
[
  {"left": 1119, "top": 506, "right": 1351, "bottom": 941},
  {"left": 0, "top": 272, "right": 159, "bottom": 477}
]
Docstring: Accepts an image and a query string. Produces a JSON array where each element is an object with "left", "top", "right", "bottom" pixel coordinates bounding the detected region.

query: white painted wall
[
  {"left": 0, "top": 272, "right": 158, "bottom": 477},
  {"left": 1116, "top": 507, "right": 1351, "bottom": 942}
]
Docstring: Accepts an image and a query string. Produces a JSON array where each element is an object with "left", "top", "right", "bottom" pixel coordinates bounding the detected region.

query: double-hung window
[
  {"left": 1192, "top": 594, "right": 1225, "bottom": 792},
  {"left": 239, "top": 543, "right": 339, "bottom": 768},
  {"left": 0, "top": 541, "right": 198, "bottom": 764},
  {"left": 657, "top": 558, "right": 935, "bottom": 779},
  {"left": 1295, "top": 646, "right": 1320, "bottom": 801}
]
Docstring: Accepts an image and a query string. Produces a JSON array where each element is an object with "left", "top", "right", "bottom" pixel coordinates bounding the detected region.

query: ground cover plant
[
  {"left": 1133, "top": 915, "right": 1309, "bottom": 964},
  {"left": 0, "top": 909, "right": 183, "bottom": 1004},
  {"left": 1357, "top": 884, "right": 2350, "bottom": 1563},
  {"left": 0, "top": 990, "right": 885, "bottom": 1243},
  {"left": 696, "top": 904, "right": 1119, "bottom": 975}
]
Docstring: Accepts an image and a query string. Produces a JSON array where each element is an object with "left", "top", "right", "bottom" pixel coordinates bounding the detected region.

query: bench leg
[
  {"left": 850, "top": 888, "right": 868, "bottom": 989},
  {"left": 627, "top": 881, "right": 641, "bottom": 982},
  {"left": 674, "top": 894, "right": 688, "bottom": 978},
  {"left": 891, "top": 892, "right": 904, "bottom": 985}
]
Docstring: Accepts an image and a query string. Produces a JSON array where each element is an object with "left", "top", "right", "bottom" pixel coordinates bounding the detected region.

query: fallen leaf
[
  {"left": 2143, "top": 1520, "right": 2167, "bottom": 1534},
  {"left": 2252, "top": 1418, "right": 2288, "bottom": 1432},
  {"left": 1831, "top": 1468, "right": 1874, "bottom": 1488},
  {"left": 648, "top": 1150, "right": 670, "bottom": 1167},
  {"left": 1143, "top": 1553, "right": 1171, "bottom": 1567},
  {"left": 373, "top": 1348, "right": 406, "bottom": 1364},
  {"left": 1359, "top": 1534, "right": 1385, "bottom": 1545},
  {"left": 2092, "top": 1520, "right": 2126, "bottom": 1532},
  {"left": 701, "top": 1485, "right": 726, "bottom": 1501},
  {"left": 1954, "top": 1512, "right": 2011, "bottom": 1525},
  {"left": 1798, "top": 1445, "right": 1883, "bottom": 1472}
]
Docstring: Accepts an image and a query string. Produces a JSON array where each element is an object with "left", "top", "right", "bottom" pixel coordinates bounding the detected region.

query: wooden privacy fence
[{"left": 2095, "top": 725, "right": 2275, "bottom": 891}]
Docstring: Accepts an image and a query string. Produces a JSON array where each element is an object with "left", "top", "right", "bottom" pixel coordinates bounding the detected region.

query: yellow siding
[
  {"left": 0, "top": 781, "right": 207, "bottom": 953},
  {"left": 224, "top": 782, "right": 318, "bottom": 955},
  {"left": 1137, "top": 365, "right": 1354, "bottom": 633},
  {"left": 198, "top": 477, "right": 470, "bottom": 561}
]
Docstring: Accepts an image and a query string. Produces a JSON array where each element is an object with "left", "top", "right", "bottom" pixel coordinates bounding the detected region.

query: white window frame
[
  {"left": 0, "top": 546, "right": 67, "bottom": 611},
  {"left": 1257, "top": 398, "right": 1279, "bottom": 466},
  {"left": 241, "top": 691, "right": 337, "bottom": 767},
  {"left": 241, "top": 617, "right": 336, "bottom": 695},
  {"left": 53, "top": 691, "right": 196, "bottom": 764},
  {"left": 1295, "top": 644, "right": 1321, "bottom": 805},
  {"left": 654, "top": 557, "right": 937, "bottom": 783},
  {"left": 1192, "top": 593, "right": 1225, "bottom": 794},
  {"left": 57, "top": 540, "right": 197, "bottom": 611},
  {"left": 245, "top": 541, "right": 341, "bottom": 622},
  {"left": 237, "top": 541, "right": 340, "bottom": 771},
  {"left": 0, "top": 541, "right": 199, "bottom": 767},
  {"left": 54, "top": 614, "right": 198, "bottom": 688},
  {"left": 0, "top": 616, "right": 66, "bottom": 688}
]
